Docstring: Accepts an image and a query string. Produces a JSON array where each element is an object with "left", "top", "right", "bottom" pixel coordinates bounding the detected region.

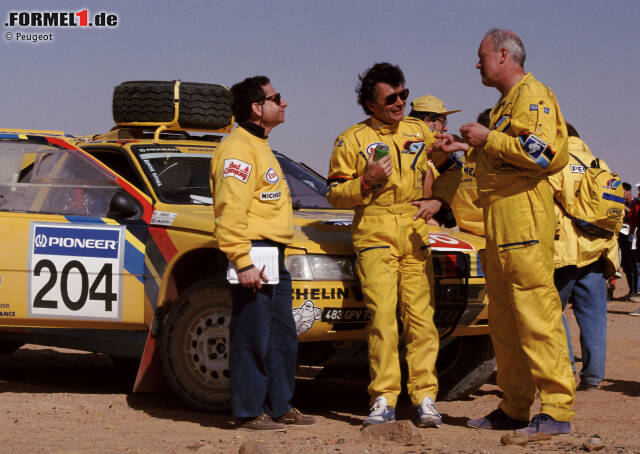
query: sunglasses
[
  {"left": 261, "top": 92, "right": 282, "bottom": 105},
  {"left": 384, "top": 88, "right": 410, "bottom": 105}
]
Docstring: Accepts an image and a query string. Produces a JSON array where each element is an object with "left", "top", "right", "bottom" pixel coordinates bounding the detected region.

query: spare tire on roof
[{"left": 112, "top": 80, "right": 232, "bottom": 130}]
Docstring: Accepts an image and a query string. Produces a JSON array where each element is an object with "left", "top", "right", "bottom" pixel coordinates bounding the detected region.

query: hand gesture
[
  {"left": 433, "top": 134, "right": 469, "bottom": 154},
  {"left": 460, "top": 122, "right": 490, "bottom": 147}
]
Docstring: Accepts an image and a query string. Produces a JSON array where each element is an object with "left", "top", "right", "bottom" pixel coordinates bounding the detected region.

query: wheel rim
[{"left": 184, "top": 305, "right": 231, "bottom": 389}]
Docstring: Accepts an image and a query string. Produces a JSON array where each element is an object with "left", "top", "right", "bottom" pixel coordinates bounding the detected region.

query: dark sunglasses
[
  {"left": 384, "top": 88, "right": 410, "bottom": 105},
  {"left": 261, "top": 92, "right": 282, "bottom": 105}
]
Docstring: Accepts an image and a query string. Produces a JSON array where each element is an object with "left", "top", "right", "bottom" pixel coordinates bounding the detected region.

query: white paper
[{"left": 227, "top": 246, "right": 279, "bottom": 284}]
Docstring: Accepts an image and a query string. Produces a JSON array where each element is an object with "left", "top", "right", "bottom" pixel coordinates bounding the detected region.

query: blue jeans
[
  {"left": 229, "top": 244, "right": 297, "bottom": 418},
  {"left": 555, "top": 260, "right": 607, "bottom": 386}
]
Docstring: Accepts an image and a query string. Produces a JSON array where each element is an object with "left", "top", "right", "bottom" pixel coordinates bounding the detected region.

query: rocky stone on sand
[
  {"left": 361, "top": 421, "right": 423, "bottom": 445},
  {"left": 239, "top": 439, "right": 271, "bottom": 454}
]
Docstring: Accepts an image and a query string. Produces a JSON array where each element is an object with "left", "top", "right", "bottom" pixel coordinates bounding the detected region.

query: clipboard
[{"left": 226, "top": 246, "right": 280, "bottom": 284}]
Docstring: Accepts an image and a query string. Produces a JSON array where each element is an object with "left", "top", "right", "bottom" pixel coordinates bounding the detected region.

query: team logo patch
[
  {"left": 223, "top": 159, "right": 252, "bottom": 183},
  {"left": 529, "top": 104, "right": 538, "bottom": 111},
  {"left": 265, "top": 167, "right": 279, "bottom": 183},
  {"left": 519, "top": 133, "right": 555, "bottom": 169},
  {"left": 570, "top": 164, "right": 585, "bottom": 173},
  {"left": 521, "top": 134, "right": 547, "bottom": 159},
  {"left": 260, "top": 191, "right": 281, "bottom": 201},
  {"left": 402, "top": 140, "right": 425, "bottom": 154},
  {"left": 605, "top": 178, "right": 621, "bottom": 190},
  {"left": 365, "top": 142, "right": 386, "bottom": 157}
]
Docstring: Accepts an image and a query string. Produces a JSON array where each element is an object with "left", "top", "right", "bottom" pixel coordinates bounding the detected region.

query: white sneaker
[
  {"left": 416, "top": 396, "right": 442, "bottom": 428},
  {"left": 363, "top": 396, "right": 395, "bottom": 426}
]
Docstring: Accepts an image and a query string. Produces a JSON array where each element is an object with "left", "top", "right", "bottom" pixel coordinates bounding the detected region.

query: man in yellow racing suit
[
  {"left": 326, "top": 63, "right": 441, "bottom": 428},
  {"left": 550, "top": 124, "right": 619, "bottom": 391},
  {"left": 435, "top": 30, "right": 575, "bottom": 436}
]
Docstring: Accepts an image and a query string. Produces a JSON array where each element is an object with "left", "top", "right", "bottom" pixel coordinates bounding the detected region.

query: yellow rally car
[{"left": 0, "top": 81, "right": 492, "bottom": 412}]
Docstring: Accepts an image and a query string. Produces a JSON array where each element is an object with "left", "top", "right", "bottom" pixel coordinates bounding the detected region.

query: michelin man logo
[{"left": 292, "top": 299, "right": 322, "bottom": 336}]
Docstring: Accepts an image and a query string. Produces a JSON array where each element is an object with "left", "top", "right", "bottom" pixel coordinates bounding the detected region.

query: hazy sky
[{"left": 2, "top": 0, "right": 639, "bottom": 185}]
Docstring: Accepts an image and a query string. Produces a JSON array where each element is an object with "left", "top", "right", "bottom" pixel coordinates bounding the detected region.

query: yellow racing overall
[
  {"left": 469, "top": 73, "right": 575, "bottom": 422},
  {"left": 326, "top": 116, "right": 439, "bottom": 407}
]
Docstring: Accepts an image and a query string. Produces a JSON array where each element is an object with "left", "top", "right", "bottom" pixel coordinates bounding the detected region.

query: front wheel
[
  {"left": 436, "top": 334, "right": 496, "bottom": 401},
  {"left": 158, "top": 281, "right": 232, "bottom": 412}
]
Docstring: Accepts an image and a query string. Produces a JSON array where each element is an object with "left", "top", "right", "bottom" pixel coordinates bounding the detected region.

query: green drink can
[{"left": 373, "top": 143, "right": 390, "bottom": 161}]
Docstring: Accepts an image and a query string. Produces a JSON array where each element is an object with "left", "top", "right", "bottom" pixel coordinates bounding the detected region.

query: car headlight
[{"left": 285, "top": 254, "right": 356, "bottom": 281}]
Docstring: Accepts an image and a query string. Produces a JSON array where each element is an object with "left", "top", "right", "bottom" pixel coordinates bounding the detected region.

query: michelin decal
[{"left": 292, "top": 299, "right": 322, "bottom": 336}]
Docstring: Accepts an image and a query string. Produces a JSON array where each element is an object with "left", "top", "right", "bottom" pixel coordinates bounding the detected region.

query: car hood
[
  {"left": 156, "top": 205, "right": 485, "bottom": 256},
  {"left": 150, "top": 205, "right": 355, "bottom": 255}
]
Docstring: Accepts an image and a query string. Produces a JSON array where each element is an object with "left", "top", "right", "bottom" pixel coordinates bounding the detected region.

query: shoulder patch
[
  {"left": 223, "top": 159, "right": 252, "bottom": 183},
  {"left": 518, "top": 133, "right": 556, "bottom": 169},
  {"left": 492, "top": 115, "right": 511, "bottom": 131},
  {"left": 265, "top": 167, "right": 279, "bottom": 183}
]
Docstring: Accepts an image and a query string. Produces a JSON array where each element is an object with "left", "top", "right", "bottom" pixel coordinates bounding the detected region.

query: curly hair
[
  {"left": 356, "top": 62, "right": 405, "bottom": 116},
  {"left": 230, "top": 75, "right": 270, "bottom": 122}
]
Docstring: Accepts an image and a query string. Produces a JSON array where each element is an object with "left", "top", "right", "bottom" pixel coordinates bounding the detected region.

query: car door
[{"left": 0, "top": 136, "right": 147, "bottom": 330}]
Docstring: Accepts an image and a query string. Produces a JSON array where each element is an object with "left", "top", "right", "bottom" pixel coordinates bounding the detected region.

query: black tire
[
  {"left": 158, "top": 281, "right": 232, "bottom": 413},
  {"left": 112, "top": 81, "right": 232, "bottom": 129},
  {"left": 0, "top": 340, "right": 24, "bottom": 355},
  {"left": 436, "top": 334, "right": 496, "bottom": 401}
]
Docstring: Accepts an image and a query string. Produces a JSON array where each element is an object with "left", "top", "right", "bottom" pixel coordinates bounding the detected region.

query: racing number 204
[{"left": 33, "top": 259, "right": 117, "bottom": 311}]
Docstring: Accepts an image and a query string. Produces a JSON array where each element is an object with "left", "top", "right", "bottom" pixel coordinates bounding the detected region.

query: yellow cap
[{"left": 411, "top": 94, "right": 461, "bottom": 115}]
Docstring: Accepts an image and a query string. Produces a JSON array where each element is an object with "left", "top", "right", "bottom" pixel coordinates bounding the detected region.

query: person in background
[
  {"left": 619, "top": 182, "right": 638, "bottom": 299},
  {"left": 550, "top": 122, "right": 618, "bottom": 390}
]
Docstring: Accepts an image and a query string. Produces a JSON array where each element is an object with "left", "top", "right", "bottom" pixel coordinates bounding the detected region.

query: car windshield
[{"left": 136, "top": 150, "right": 333, "bottom": 209}]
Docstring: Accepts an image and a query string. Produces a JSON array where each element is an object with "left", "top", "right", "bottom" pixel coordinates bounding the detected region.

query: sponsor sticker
[
  {"left": 223, "top": 159, "right": 252, "bottom": 183},
  {"left": 265, "top": 167, "right": 279, "bottom": 183},
  {"left": 428, "top": 233, "right": 474, "bottom": 252},
  {"left": 260, "top": 191, "right": 281, "bottom": 201},
  {"left": 292, "top": 300, "right": 322, "bottom": 336},
  {"left": 28, "top": 223, "right": 124, "bottom": 320},
  {"left": 402, "top": 140, "right": 425, "bottom": 154},
  {"left": 151, "top": 210, "right": 178, "bottom": 226}
]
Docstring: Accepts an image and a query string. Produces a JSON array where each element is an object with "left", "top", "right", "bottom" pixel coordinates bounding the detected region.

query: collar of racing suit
[
  {"left": 238, "top": 121, "right": 268, "bottom": 139},
  {"left": 369, "top": 115, "right": 400, "bottom": 134}
]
